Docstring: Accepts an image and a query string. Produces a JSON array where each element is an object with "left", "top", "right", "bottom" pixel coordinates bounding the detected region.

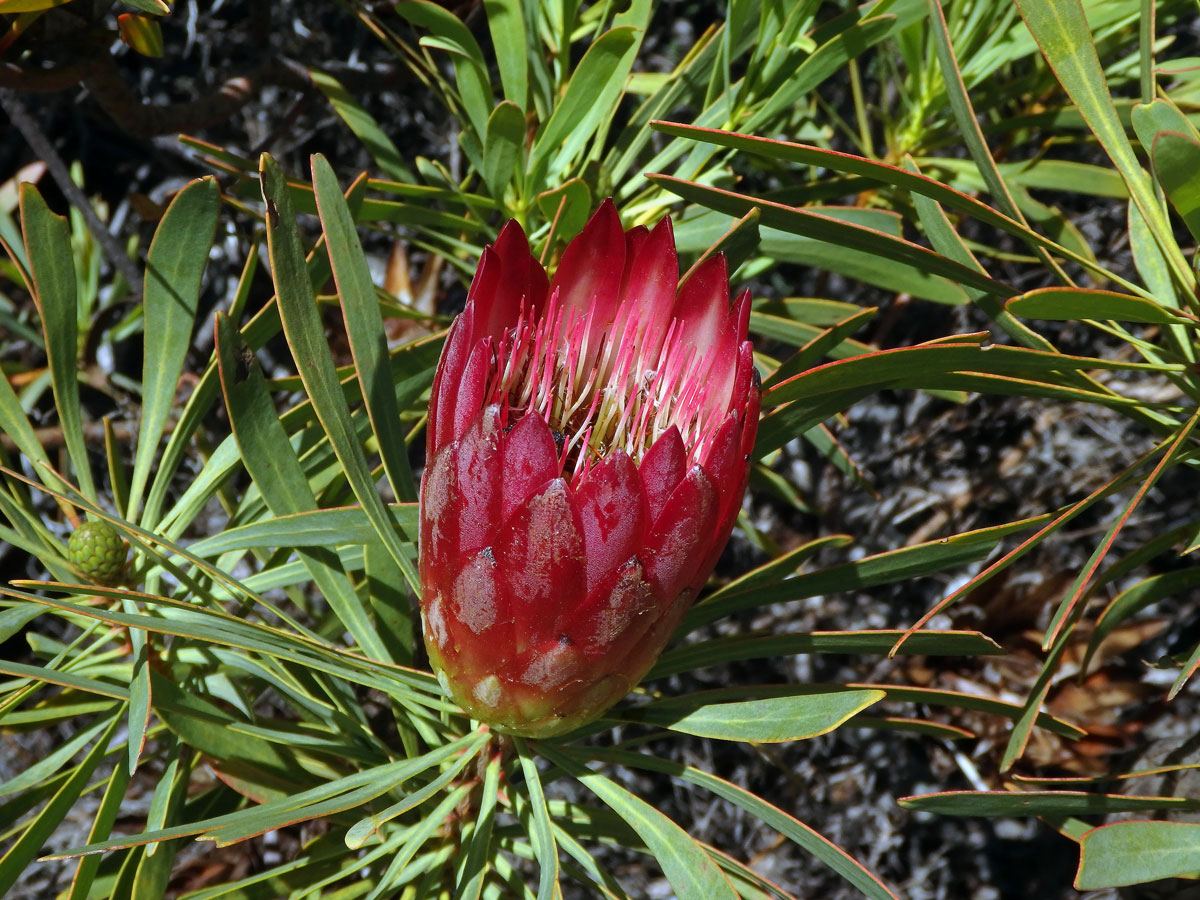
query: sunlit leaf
[
  {"left": 260, "top": 154, "right": 421, "bottom": 596},
  {"left": 1006, "top": 287, "right": 1193, "bottom": 324},
  {"left": 116, "top": 12, "right": 164, "bottom": 55},
  {"left": 20, "top": 184, "right": 95, "bottom": 499},
  {"left": 626, "top": 689, "right": 883, "bottom": 742},
  {"left": 1076, "top": 821, "right": 1200, "bottom": 889},
  {"left": 130, "top": 177, "right": 219, "bottom": 525}
]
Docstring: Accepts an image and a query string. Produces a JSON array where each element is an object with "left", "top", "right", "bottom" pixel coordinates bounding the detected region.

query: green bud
[{"left": 67, "top": 521, "right": 128, "bottom": 586}]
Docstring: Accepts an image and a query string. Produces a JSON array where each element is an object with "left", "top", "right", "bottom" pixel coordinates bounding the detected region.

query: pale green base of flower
[{"left": 428, "top": 643, "right": 634, "bottom": 738}]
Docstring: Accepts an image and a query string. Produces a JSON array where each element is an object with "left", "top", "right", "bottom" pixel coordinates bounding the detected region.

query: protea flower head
[{"left": 420, "top": 199, "right": 759, "bottom": 737}]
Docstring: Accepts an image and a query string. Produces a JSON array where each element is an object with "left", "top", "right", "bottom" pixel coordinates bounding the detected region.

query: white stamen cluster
[{"left": 484, "top": 288, "right": 731, "bottom": 481}]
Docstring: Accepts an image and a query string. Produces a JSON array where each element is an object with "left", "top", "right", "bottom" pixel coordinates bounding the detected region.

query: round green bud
[{"left": 67, "top": 521, "right": 128, "bottom": 586}]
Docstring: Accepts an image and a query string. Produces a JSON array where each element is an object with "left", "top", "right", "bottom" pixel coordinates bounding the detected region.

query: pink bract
[{"left": 420, "top": 199, "right": 760, "bottom": 737}]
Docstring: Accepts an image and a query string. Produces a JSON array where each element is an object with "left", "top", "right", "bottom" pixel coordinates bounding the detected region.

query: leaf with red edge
[
  {"left": 647, "top": 174, "right": 1012, "bottom": 297},
  {"left": 574, "top": 747, "right": 901, "bottom": 900},
  {"left": 900, "top": 791, "right": 1200, "bottom": 817},
  {"left": 1006, "top": 287, "right": 1192, "bottom": 324}
]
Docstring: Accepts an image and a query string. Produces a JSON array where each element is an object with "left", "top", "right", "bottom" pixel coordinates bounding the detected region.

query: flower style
[{"left": 419, "top": 200, "right": 759, "bottom": 737}]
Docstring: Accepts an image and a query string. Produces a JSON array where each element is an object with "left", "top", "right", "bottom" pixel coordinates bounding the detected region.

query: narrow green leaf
[
  {"left": 141, "top": 743, "right": 183, "bottom": 859},
  {"left": 1001, "top": 624, "right": 1073, "bottom": 771},
  {"left": 0, "top": 351, "right": 53, "bottom": 475},
  {"left": 529, "top": 28, "right": 639, "bottom": 183},
  {"left": 852, "top": 716, "right": 975, "bottom": 741},
  {"left": 903, "top": 155, "right": 1065, "bottom": 353},
  {"left": 683, "top": 516, "right": 1045, "bottom": 634},
  {"left": 367, "top": 784, "right": 472, "bottom": 900},
  {"left": 685, "top": 207, "right": 761, "bottom": 279},
  {"left": 364, "top": 538, "right": 416, "bottom": 666},
  {"left": 539, "top": 745, "right": 739, "bottom": 900},
  {"left": 130, "top": 177, "right": 219, "bottom": 525},
  {"left": 1131, "top": 97, "right": 1200, "bottom": 157},
  {"left": 629, "top": 689, "right": 883, "bottom": 742},
  {"left": 1152, "top": 130, "right": 1200, "bottom": 243},
  {"left": 756, "top": 341, "right": 1171, "bottom": 456},
  {"left": 743, "top": 15, "right": 897, "bottom": 133},
  {"left": 186, "top": 505, "right": 417, "bottom": 557},
  {"left": 515, "top": 740, "right": 562, "bottom": 900},
  {"left": 1006, "top": 287, "right": 1192, "bottom": 324},
  {"left": 260, "top": 154, "right": 420, "bottom": 597},
  {"left": 628, "top": 683, "right": 1083, "bottom": 741},
  {"left": 1044, "top": 410, "right": 1200, "bottom": 651},
  {"left": 0, "top": 604, "right": 44, "bottom": 644},
  {"left": 142, "top": 235, "right": 262, "bottom": 532},
  {"left": 578, "top": 748, "right": 900, "bottom": 900},
  {"left": 537, "top": 178, "right": 593, "bottom": 246},
  {"left": 766, "top": 342, "right": 1162, "bottom": 409},
  {"left": 484, "top": 0, "right": 527, "bottom": 107},
  {"left": 20, "top": 183, "right": 95, "bottom": 499},
  {"left": 65, "top": 754, "right": 131, "bottom": 900},
  {"left": 606, "top": 27, "right": 722, "bottom": 185},
  {"left": 708, "top": 844, "right": 802, "bottom": 900},
  {"left": 0, "top": 712, "right": 116, "bottom": 800},
  {"left": 900, "top": 791, "right": 1200, "bottom": 817},
  {"left": 0, "top": 712, "right": 119, "bottom": 895},
  {"left": 127, "top": 641, "right": 152, "bottom": 773},
  {"left": 709, "top": 534, "right": 852, "bottom": 597},
  {"left": 552, "top": 821, "right": 633, "bottom": 900},
  {"left": 1076, "top": 821, "right": 1200, "bottom": 889},
  {"left": 923, "top": 0, "right": 1075, "bottom": 287},
  {"left": 343, "top": 731, "right": 487, "bottom": 848},
  {"left": 652, "top": 122, "right": 1118, "bottom": 286},
  {"left": 1137, "top": 0, "right": 1155, "bottom": 103},
  {"left": 922, "top": 156, "right": 1128, "bottom": 200},
  {"left": 756, "top": 221, "right": 969, "bottom": 305},
  {"left": 312, "top": 155, "right": 416, "bottom": 503},
  {"left": 772, "top": 314, "right": 877, "bottom": 391},
  {"left": 483, "top": 101, "right": 525, "bottom": 200},
  {"left": 214, "top": 313, "right": 390, "bottom": 661},
  {"left": 49, "top": 729, "right": 485, "bottom": 858},
  {"left": 651, "top": 631, "right": 1001, "bottom": 679},
  {"left": 1128, "top": 200, "right": 1184, "bottom": 320},
  {"left": 397, "top": 1, "right": 492, "bottom": 139},
  {"left": 455, "top": 751, "right": 500, "bottom": 900},
  {"left": 1015, "top": 0, "right": 1193, "bottom": 293},
  {"left": 5, "top": 584, "right": 443, "bottom": 705},
  {"left": 650, "top": 175, "right": 1012, "bottom": 297},
  {"left": 1, "top": 462, "right": 314, "bottom": 633},
  {"left": 150, "top": 670, "right": 301, "bottom": 777},
  {"left": 893, "top": 440, "right": 1171, "bottom": 657},
  {"left": 1168, "top": 634, "right": 1200, "bottom": 700}
]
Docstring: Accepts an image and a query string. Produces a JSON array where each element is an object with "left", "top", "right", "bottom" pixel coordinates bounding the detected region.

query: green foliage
[
  {"left": 5, "top": 0, "right": 1200, "bottom": 895},
  {"left": 636, "top": 0, "right": 1200, "bottom": 888}
]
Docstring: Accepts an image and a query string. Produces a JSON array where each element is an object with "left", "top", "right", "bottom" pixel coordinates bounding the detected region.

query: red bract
[{"left": 420, "top": 199, "right": 759, "bottom": 737}]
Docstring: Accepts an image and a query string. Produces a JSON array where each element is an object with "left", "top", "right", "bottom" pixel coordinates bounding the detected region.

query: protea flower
[{"left": 420, "top": 200, "right": 759, "bottom": 737}]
